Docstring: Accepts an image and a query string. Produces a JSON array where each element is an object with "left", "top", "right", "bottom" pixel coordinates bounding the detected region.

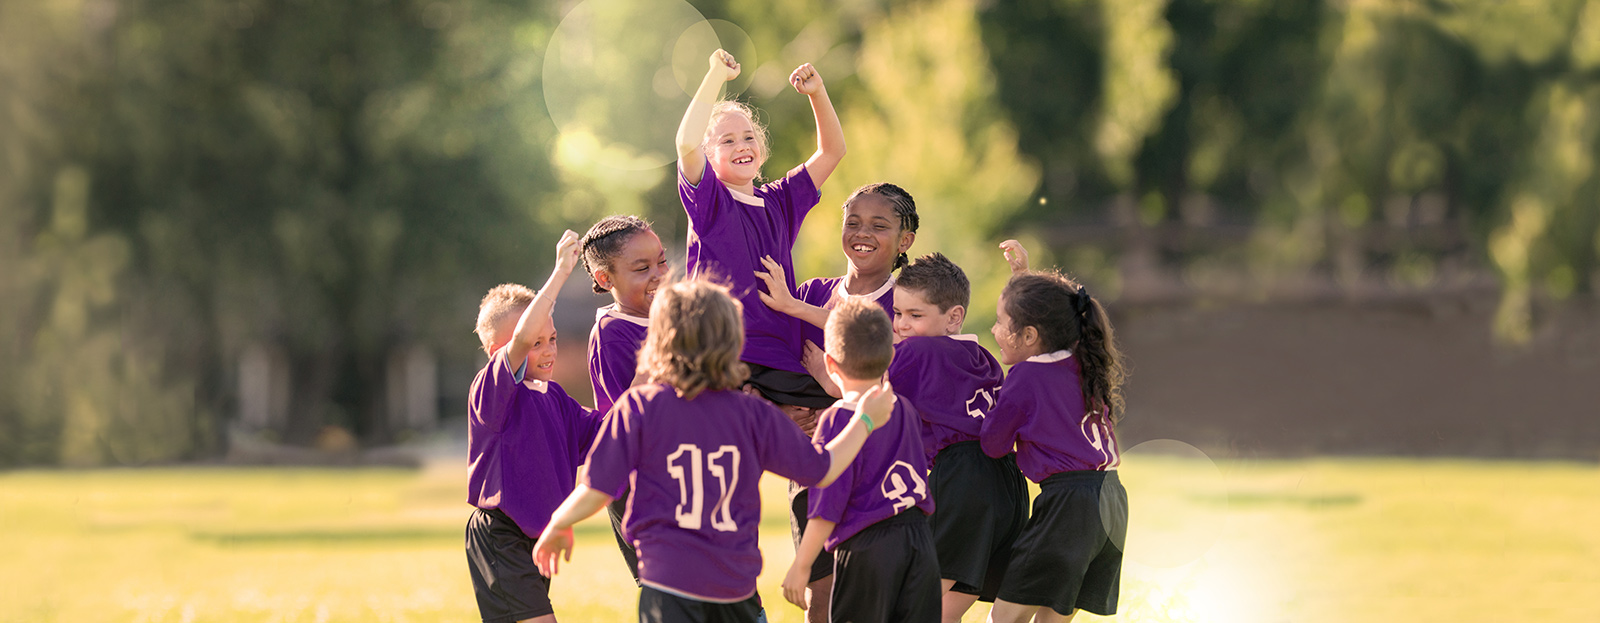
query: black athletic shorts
[
  {"left": 608, "top": 491, "right": 641, "bottom": 582},
  {"left": 829, "top": 509, "right": 942, "bottom": 623},
  {"left": 997, "top": 470, "right": 1127, "bottom": 616},
  {"left": 745, "top": 362, "right": 836, "bottom": 410},
  {"left": 928, "top": 442, "right": 1030, "bottom": 601},
  {"left": 639, "top": 586, "right": 762, "bottom": 623},
  {"left": 788, "top": 483, "right": 835, "bottom": 583},
  {"left": 465, "top": 507, "right": 554, "bottom": 623}
]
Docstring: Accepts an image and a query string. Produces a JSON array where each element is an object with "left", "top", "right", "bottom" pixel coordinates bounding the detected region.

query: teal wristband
[{"left": 856, "top": 410, "right": 875, "bottom": 433}]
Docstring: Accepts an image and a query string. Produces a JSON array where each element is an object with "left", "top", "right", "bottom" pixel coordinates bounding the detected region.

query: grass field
[{"left": 2, "top": 451, "right": 1596, "bottom": 623}]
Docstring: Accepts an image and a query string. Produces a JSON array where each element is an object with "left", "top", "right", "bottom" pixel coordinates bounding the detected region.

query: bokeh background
[{"left": 2, "top": 0, "right": 1596, "bottom": 621}]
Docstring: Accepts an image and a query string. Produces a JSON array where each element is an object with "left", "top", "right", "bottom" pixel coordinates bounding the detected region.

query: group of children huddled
[{"left": 464, "top": 50, "right": 1128, "bottom": 623}]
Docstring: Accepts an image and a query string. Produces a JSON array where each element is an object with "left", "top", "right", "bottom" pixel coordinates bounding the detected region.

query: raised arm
[
  {"left": 791, "top": 63, "right": 845, "bottom": 188},
  {"left": 1000, "top": 239, "right": 1030, "bottom": 275},
  {"left": 677, "top": 49, "right": 740, "bottom": 186},
  {"left": 506, "top": 230, "right": 581, "bottom": 366}
]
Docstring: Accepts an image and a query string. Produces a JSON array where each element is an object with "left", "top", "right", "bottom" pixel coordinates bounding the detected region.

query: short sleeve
[
  {"left": 679, "top": 156, "right": 722, "bottom": 226},
  {"left": 761, "top": 164, "right": 821, "bottom": 239},
  {"left": 753, "top": 398, "right": 831, "bottom": 486},
  {"left": 593, "top": 338, "right": 640, "bottom": 415},
  {"left": 469, "top": 347, "right": 523, "bottom": 433},
  {"left": 566, "top": 396, "right": 604, "bottom": 459},
  {"left": 886, "top": 341, "right": 928, "bottom": 412},
  {"left": 584, "top": 392, "right": 643, "bottom": 499},
  {"left": 805, "top": 407, "right": 855, "bottom": 522}
]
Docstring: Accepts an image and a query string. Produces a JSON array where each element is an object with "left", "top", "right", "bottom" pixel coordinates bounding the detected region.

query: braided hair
[
  {"left": 844, "top": 183, "right": 920, "bottom": 271},
  {"left": 1001, "top": 272, "right": 1126, "bottom": 423},
  {"left": 579, "top": 215, "right": 654, "bottom": 294}
]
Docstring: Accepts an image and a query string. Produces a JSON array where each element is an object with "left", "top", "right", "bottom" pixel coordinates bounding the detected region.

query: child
[
  {"left": 532, "top": 279, "right": 896, "bottom": 623},
  {"left": 465, "top": 230, "right": 604, "bottom": 623},
  {"left": 675, "top": 48, "right": 845, "bottom": 411},
  {"left": 887, "top": 253, "right": 1028, "bottom": 622},
  {"left": 980, "top": 242, "right": 1129, "bottom": 623},
  {"left": 581, "top": 215, "right": 671, "bottom": 583},
  {"left": 752, "top": 182, "right": 920, "bottom": 619},
  {"left": 781, "top": 298, "right": 941, "bottom": 623}
]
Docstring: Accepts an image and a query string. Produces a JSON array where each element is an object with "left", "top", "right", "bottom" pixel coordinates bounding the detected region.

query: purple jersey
[
  {"left": 979, "top": 351, "right": 1121, "bottom": 481},
  {"left": 807, "top": 396, "right": 933, "bottom": 551},
  {"left": 795, "top": 275, "right": 896, "bottom": 349},
  {"left": 584, "top": 384, "right": 833, "bottom": 603},
  {"left": 680, "top": 160, "right": 821, "bottom": 374},
  {"left": 467, "top": 348, "right": 604, "bottom": 537},
  {"left": 588, "top": 304, "right": 650, "bottom": 415},
  {"left": 888, "top": 335, "right": 1005, "bottom": 464}
]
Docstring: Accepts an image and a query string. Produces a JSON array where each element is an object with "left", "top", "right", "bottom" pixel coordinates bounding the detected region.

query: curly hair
[
  {"left": 1002, "top": 272, "right": 1126, "bottom": 422},
  {"left": 844, "top": 183, "right": 920, "bottom": 271},
  {"left": 579, "top": 215, "right": 654, "bottom": 294},
  {"left": 637, "top": 278, "right": 750, "bottom": 400}
]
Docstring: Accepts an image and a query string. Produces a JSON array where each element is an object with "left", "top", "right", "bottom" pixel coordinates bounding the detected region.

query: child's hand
[
  {"left": 754, "top": 256, "right": 800, "bottom": 314},
  {"left": 789, "top": 63, "right": 823, "bottom": 95},
  {"left": 708, "top": 48, "right": 740, "bottom": 82},
  {"left": 555, "top": 229, "right": 582, "bottom": 275},
  {"left": 781, "top": 560, "right": 811, "bottom": 609},
  {"left": 802, "top": 342, "right": 843, "bottom": 401},
  {"left": 858, "top": 380, "right": 896, "bottom": 428},
  {"left": 532, "top": 526, "right": 574, "bottom": 577},
  {"left": 1000, "top": 239, "right": 1030, "bottom": 275}
]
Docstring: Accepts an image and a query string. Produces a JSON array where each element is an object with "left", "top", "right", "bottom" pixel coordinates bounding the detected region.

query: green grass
[{"left": 1, "top": 456, "right": 1596, "bottom": 622}]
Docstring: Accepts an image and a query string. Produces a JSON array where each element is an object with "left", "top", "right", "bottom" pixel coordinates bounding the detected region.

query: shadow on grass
[{"left": 190, "top": 521, "right": 617, "bottom": 547}]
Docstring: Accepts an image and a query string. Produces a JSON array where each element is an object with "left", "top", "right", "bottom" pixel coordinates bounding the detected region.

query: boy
[
  {"left": 466, "top": 230, "right": 604, "bottom": 623},
  {"left": 782, "top": 298, "right": 941, "bottom": 622},
  {"left": 889, "top": 253, "right": 1028, "bottom": 622}
]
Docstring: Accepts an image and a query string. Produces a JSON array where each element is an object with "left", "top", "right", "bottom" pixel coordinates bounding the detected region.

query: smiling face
[
  {"left": 487, "top": 307, "right": 559, "bottom": 383},
  {"left": 596, "top": 230, "right": 669, "bottom": 318},
  {"left": 841, "top": 193, "right": 914, "bottom": 276},
  {"left": 892, "top": 285, "right": 963, "bottom": 342},
  {"left": 991, "top": 292, "right": 1039, "bottom": 366},
  {"left": 705, "top": 111, "right": 764, "bottom": 188}
]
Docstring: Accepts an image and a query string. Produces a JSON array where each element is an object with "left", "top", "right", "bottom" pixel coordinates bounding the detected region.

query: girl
[
  {"left": 675, "top": 48, "right": 845, "bottom": 411},
  {"left": 581, "top": 214, "right": 671, "bottom": 584},
  {"left": 980, "top": 246, "right": 1129, "bottom": 623},
  {"left": 755, "top": 182, "right": 920, "bottom": 393},
  {"left": 533, "top": 278, "right": 895, "bottom": 623}
]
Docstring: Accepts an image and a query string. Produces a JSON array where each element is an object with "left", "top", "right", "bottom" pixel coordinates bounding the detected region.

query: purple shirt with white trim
[
  {"left": 979, "top": 350, "right": 1121, "bottom": 482},
  {"left": 584, "top": 384, "right": 833, "bottom": 603},
  {"left": 587, "top": 304, "right": 650, "bottom": 415},
  {"left": 680, "top": 161, "right": 821, "bottom": 374},
  {"left": 467, "top": 349, "right": 604, "bottom": 537},
  {"left": 807, "top": 396, "right": 933, "bottom": 551},
  {"left": 888, "top": 335, "right": 1006, "bottom": 465},
  {"left": 795, "top": 276, "right": 896, "bottom": 349}
]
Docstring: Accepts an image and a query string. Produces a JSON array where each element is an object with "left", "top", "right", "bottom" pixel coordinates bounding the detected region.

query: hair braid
[
  {"left": 580, "top": 216, "right": 653, "bottom": 293},
  {"left": 847, "top": 182, "right": 920, "bottom": 271}
]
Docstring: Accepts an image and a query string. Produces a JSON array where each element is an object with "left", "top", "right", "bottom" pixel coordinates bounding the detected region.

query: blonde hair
[
  {"left": 825, "top": 298, "right": 895, "bottom": 381},
  {"left": 637, "top": 278, "right": 749, "bottom": 400},
  {"left": 475, "top": 283, "right": 534, "bottom": 354},
  {"left": 703, "top": 100, "right": 770, "bottom": 175}
]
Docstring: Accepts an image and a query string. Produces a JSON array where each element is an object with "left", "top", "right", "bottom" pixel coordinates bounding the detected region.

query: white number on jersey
[
  {"left": 880, "top": 460, "right": 929, "bottom": 513},
  {"left": 666, "top": 444, "right": 743, "bottom": 532},
  {"left": 966, "top": 386, "right": 999, "bottom": 418}
]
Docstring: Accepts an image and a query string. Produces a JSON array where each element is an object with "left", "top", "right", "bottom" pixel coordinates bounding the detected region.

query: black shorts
[
  {"left": 829, "top": 510, "right": 942, "bottom": 623},
  {"left": 997, "top": 470, "right": 1127, "bottom": 616},
  {"left": 639, "top": 586, "right": 761, "bottom": 623},
  {"left": 746, "top": 362, "right": 835, "bottom": 409},
  {"left": 788, "top": 484, "right": 835, "bottom": 583},
  {"left": 465, "top": 508, "right": 554, "bottom": 623},
  {"left": 608, "top": 491, "right": 641, "bottom": 582},
  {"left": 928, "top": 442, "right": 1030, "bottom": 601}
]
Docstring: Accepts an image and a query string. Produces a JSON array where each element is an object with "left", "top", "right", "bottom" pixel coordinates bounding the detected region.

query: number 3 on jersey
[
  {"left": 966, "top": 386, "right": 998, "bottom": 418},
  {"left": 666, "top": 444, "right": 741, "bottom": 532},
  {"left": 881, "top": 460, "right": 928, "bottom": 513}
]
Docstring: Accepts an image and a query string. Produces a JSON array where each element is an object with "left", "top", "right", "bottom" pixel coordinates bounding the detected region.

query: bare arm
[
  {"left": 754, "top": 256, "right": 831, "bottom": 329},
  {"left": 782, "top": 518, "right": 837, "bottom": 609},
  {"left": 791, "top": 63, "right": 845, "bottom": 188},
  {"left": 816, "top": 381, "right": 894, "bottom": 488},
  {"left": 533, "top": 485, "right": 615, "bottom": 576},
  {"left": 506, "top": 230, "right": 581, "bottom": 366},
  {"left": 676, "top": 49, "right": 739, "bottom": 187}
]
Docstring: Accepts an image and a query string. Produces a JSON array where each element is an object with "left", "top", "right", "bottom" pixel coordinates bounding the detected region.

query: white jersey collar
[
  {"left": 597, "top": 303, "right": 650, "bottom": 327},
  {"left": 1026, "top": 349, "right": 1072, "bottom": 364},
  {"left": 728, "top": 186, "right": 765, "bottom": 207},
  {"left": 950, "top": 334, "right": 980, "bottom": 343},
  {"left": 832, "top": 273, "right": 896, "bottom": 305}
]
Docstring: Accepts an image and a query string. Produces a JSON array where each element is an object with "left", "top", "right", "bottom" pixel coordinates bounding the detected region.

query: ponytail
[
  {"left": 1002, "top": 273, "right": 1126, "bottom": 424},
  {"left": 1073, "top": 287, "right": 1125, "bottom": 424}
]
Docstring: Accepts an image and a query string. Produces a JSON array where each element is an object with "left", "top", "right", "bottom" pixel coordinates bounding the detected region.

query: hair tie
[{"left": 1074, "top": 285, "right": 1090, "bottom": 316}]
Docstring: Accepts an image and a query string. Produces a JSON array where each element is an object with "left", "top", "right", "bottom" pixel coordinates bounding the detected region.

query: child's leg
[
  {"left": 985, "top": 599, "right": 1043, "bottom": 623},
  {"left": 804, "top": 575, "right": 832, "bottom": 623},
  {"left": 940, "top": 582, "right": 981, "bottom": 623},
  {"left": 466, "top": 509, "right": 557, "bottom": 623}
]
